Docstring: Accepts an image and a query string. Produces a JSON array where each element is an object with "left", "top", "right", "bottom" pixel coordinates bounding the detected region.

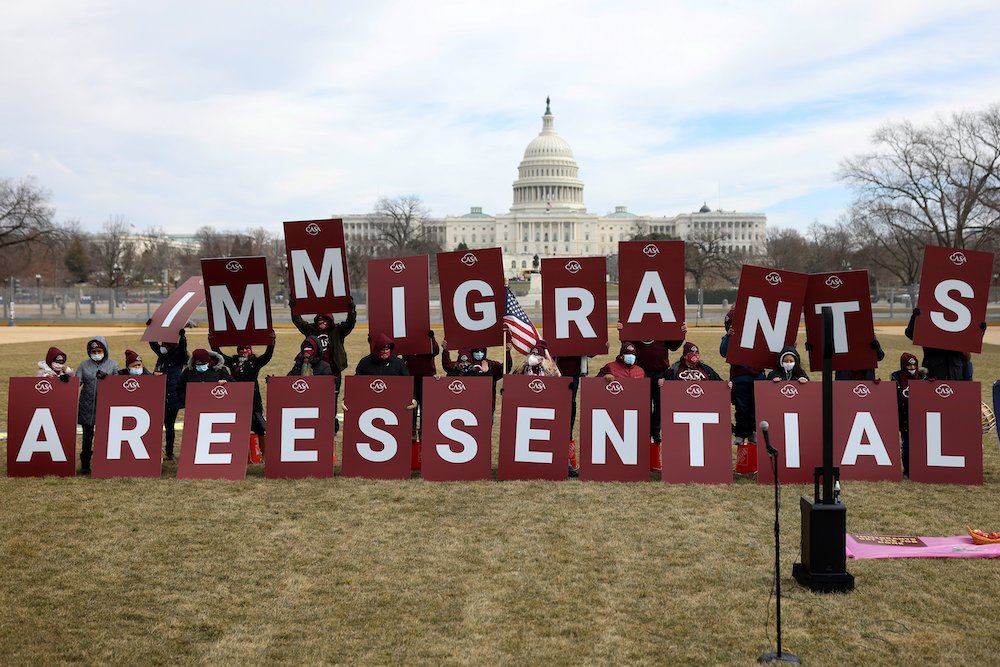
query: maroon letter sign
[
  {"left": 92, "top": 375, "right": 166, "bottom": 478},
  {"left": 913, "top": 245, "right": 994, "bottom": 353},
  {"left": 176, "top": 382, "right": 253, "bottom": 480},
  {"left": 141, "top": 276, "right": 205, "bottom": 344},
  {"left": 804, "top": 270, "right": 877, "bottom": 372},
  {"left": 284, "top": 218, "right": 352, "bottom": 317},
  {"left": 833, "top": 382, "right": 901, "bottom": 481},
  {"left": 264, "top": 376, "right": 336, "bottom": 479},
  {"left": 367, "top": 256, "right": 432, "bottom": 356},
  {"left": 754, "top": 381, "right": 822, "bottom": 484},
  {"left": 201, "top": 256, "right": 273, "bottom": 346},
  {"left": 420, "top": 376, "right": 494, "bottom": 482},
  {"left": 6, "top": 376, "right": 80, "bottom": 477},
  {"left": 727, "top": 265, "right": 809, "bottom": 369},
  {"left": 618, "top": 240, "right": 685, "bottom": 341},
  {"left": 660, "top": 382, "right": 732, "bottom": 484},
  {"left": 340, "top": 375, "right": 414, "bottom": 480},
  {"left": 907, "top": 381, "right": 982, "bottom": 484},
  {"left": 578, "top": 377, "right": 650, "bottom": 482},
  {"left": 437, "top": 247, "right": 505, "bottom": 349},
  {"left": 541, "top": 257, "right": 608, "bottom": 356},
  {"left": 498, "top": 375, "right": 573, "bottom": 480}
]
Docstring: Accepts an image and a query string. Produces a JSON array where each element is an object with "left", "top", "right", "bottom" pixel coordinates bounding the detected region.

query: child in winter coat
[
  {"left": 118, "top": 349, "right": 152, "bottom": 376},
  {"left": 289, "top": 337, "right": 334, "bottom": 376},
  {"left": 177, "top": 348, "right": 233, "bottom": 405},
  {"left": 75, "top": 337, "right": 121, "bottom": 474},
  {"left": 37, "top": 346, "right": 73, "bottom": 381},
  {"left": 767, "top": 346, "right": 809, "bottom": 383},
  {"left": 890, "top": 352, "right": 930, "bottom": 477}
]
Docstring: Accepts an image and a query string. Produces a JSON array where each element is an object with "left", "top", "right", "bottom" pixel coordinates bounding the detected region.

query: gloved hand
[
  {"left": 870, "top": 339, "right": 880, "bottom": 349},
  {"left": 145, "top": 318, "right": 153, "bottom": 326},
  {"left": 804, "top": 341, "right": 813, "bottom": 352},
  {"left": 980, "top": 322, "right": 988, "bottom": 331},
  {"left": 95, "top": 370, "right": 107, "bottom": 380},
  {"left": 59, "top": 374, "right": 70, "bottom": 383}
]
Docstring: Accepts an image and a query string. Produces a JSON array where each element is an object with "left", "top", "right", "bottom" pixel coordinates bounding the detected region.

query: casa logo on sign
[
  {"left": 605, "top": 380, "right": 624, "bottom": 395},
  {"left": 389, "top": 260, "right": 405, "bottom": 274},
  {"left": 305, "top": 222, "right": 321, "bottom": 236},
  {"left": 448, "top": 380, "right": 467, "bottom": 395},
  {"left": 765, "top": 272, "right": 782, "bottom": 286},
  {"left": 565, "top": 260, "right": 582, "bottom": 274},
  {"left": 211, "top": 385, "right": 229, "bottom": 399},
  {"left": 642, "top": 244, "right": 660, "bottom": 258},
  {"left": 123, "top": 378, "right": 141, "bottom": 393},
  {"left": 34, "top": 380, "right": 53, "bottom": 395},
  {"left": 780, "top": 384, "right": 799, "bottom": 398},
  {"left": 292, "top": 379, "right": 310, "bottom": 394},
  {"left": 370, "top": 379, "right": 388, "bottom": 393},
  {"left": 225, "top": 260, "right": 242, "bottom": 273},
  {"left": 825, "top": 275, "right": 843, "bottom": 289},
  {"left": 460, "top": 253, "right": 478, "bottom": 267},
  {"left": 852, "top": 384, "right": 871, "bottom": 398},
  {"left": 528, "top": 379, "right": 546, "bottom": 394},
  {"left": 686, "top": 384, "right": 705, "bottom": 398},
  {"left": 936, "top": 384, "right": 954, "bottom": 398},
  {"left": 949, "top": 252, "right": 967, "bottom": 266}
]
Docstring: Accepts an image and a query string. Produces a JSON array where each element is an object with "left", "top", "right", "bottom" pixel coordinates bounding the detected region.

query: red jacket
[{"left": 598, "top": 360, "right": 646, "bottom": 379}]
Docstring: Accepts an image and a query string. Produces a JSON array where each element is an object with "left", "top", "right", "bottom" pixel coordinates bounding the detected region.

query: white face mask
[
  {"left": 128, "top": 367, "right": 144, "bottom": 376},
  {"left": 90, "top": 352, "right": 105, "bottom": 362},
  {"left": 907, "top": 368, "right": 917, "bottom": 377},
  {"left": 781, "top": 361, "right": 795, "bottom": 372},
  {"left": 527, "top": 354, "right": 541, "bottom": 367},
  {"left": 623, "top": 354, "right": 636, "bottom": 365},
  {"left": 473, "top": 351, "right": 485, "bottom": 361},
  {"left": 194, "top": 363, "right": 209, "bottom": 372}
]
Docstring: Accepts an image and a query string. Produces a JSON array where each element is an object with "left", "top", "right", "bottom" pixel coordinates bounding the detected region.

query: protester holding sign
[
  {"left": 905, "top": 308, "right": 977, "bottom": 381},
  {"left": 401, "top": 330, "right": 441, "bottom": 440},
  {"left": 148, "top": 327, "right": 189, "bottom": 462},
  {"left": 598, "top": 342, "right": 646, "bottom": 380},
  {"left": 118, "top": 349, "right": 152, "bottom": 376},
  {"left": 289, "top": 337, "right": 333, "bottom": 377},
  {"left": 511, "top": 340, "right": 560, "bottom": 377},
  {"left": 831, "top": 339, "right": 885, "bottom": 381},
  {"left": 178, "top": 349, "right": 232, "bottom": 405},
  {"left": 766, "top": 346, "right": 809, "bottom": 383},
  {"left": 891, "top": 352, "right": 930, "bottom": 477},
  {"left": 356, "top": 333, "right": 411, "bottom": 377},
  {"left": 615, "top": 321, "right": 685, "bottom": 451},
  {"left": 212, "top": 332, "right": 275, "bottom": 453},
  {"left": 720, "top": 309, "right": 765, "bottom": 447},
  {"left": 37, "top": 346, "right": 72, "bottom": 381},
  {"left": 75, "top": 336, "right": 121, "bottom": 474},
  {"left": 665, "top": 342, "right": 723, "bottom": 382},
  {"left": 554, "top": 354, "right": 593, "bottom": 472},
  {"left": 441, "top": 340, "right": 510, "bottom": 412},
  {"left": 291, "top": 298, "right": 357, "bottom": 432}
]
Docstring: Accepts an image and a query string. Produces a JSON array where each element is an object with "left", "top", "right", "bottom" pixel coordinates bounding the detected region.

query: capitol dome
[{"left": 511, "top": 98, "right": 586, "bottom": 212}]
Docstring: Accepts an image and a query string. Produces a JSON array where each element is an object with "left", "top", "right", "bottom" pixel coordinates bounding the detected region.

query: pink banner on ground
[{"left": 847, "top": 534, "right": 1000, "bottom": 559}]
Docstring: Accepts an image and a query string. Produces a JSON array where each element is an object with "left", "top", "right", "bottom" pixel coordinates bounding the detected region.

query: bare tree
[
  {"left": 846, "top": 206, "right": 928, "bottom": 300},
  {"left": 372, "top": 195, "right": 433, "bottom": 254},
  {"left": 0, "top": 177, "right": 57, "bottom": 250},
  {"left": 134, "top": 227, "right": 177, "bottom": 285},
  {"left": 839, "top": 104, "right": 1000, "bottom": 250},
  {"left": 685, "top": 230, "right": 740, "bottom": 291},
  {"left": 91, "top": 216, "right": 137, "bottom": 288}
]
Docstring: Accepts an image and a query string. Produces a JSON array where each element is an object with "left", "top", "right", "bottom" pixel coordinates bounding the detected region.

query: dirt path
[{"left": 0, "top": 326, "right": 142, "bottom": 344}]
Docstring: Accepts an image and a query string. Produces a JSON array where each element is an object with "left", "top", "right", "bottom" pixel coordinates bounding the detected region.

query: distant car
[{"left": 79, "top": 295, "right": 93, "bottom": 304}]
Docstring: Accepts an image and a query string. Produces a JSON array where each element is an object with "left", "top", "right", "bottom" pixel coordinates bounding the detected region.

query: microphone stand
[{"left": 759, "top": 425, "right": 800, "bottom": 665}]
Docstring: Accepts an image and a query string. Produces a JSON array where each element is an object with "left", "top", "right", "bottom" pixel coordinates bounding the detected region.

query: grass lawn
[{"left": 1, "top": 326, "right": 999, "bottom": 665}]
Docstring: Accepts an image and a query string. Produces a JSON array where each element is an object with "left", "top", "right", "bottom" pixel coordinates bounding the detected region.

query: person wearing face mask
[
  {"left": 291, "top": 298, "right": 358, "bottom": 429},
  {"left": 177, "top": 348, "right": 233, "bottom": 409},
  {"left": 890, "top": 352, "right": 930, "bottom": 477},
  {"left": 598, "top": 342, "right": 646, "bottom": 380},
  {"left": 442, "top": 338, "right": 513, "bottom": 412},
  {"left": 512, "top": 340, "right": 560, "bottom": 377},
  {"left": 665, "top": 342, "right": 722, "bottom": 382},
  {"left": 212, "top": 331, "right": 275, "bottom": 454},
  {"left": 767, "top": 346, "right": 809, "bottom": 383},
  {"left": 74, "top": 336, "right": 121, "bottom": 474},
  {"left": 37, "top": 346, "right": 73, "bottom": 381},
  {"left": 905, "top": 307, "right": 981, "bottom": 381},
  {"left": 355, "top": 332, "right": 411, "bottom": 376},
  {"left": 289, "top": 337, "right": 334, "bottom": 377},
  {"left": 147, "top": 326, "right": 189, "bottom": 461},
  {"left": 117, "top": 349, "right": 152, "bottom": 377},
  {"left": 720, "top": 308, "right": 766, "bottom": 449}
]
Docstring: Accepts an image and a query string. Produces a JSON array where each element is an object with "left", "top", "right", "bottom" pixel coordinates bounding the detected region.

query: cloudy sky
[{"left": 3, "top": 1, "right": 1000, "bottom": 235}]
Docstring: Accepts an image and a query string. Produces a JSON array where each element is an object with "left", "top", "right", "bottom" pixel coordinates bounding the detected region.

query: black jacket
[
  {"left": 177, "top": 351, "right": 234, "bottom": 404},
  {"left": 905, "top": 309, "right": 967, "bottom": 381},
  {"left": 355, "top": 332, "right": 410, "bottom": 376},
  {"left": 291, "top": 300, "right": 357, "bottom": 373},
  {"left": 149, "top": 330, "right": 190, "bottom": 411}
]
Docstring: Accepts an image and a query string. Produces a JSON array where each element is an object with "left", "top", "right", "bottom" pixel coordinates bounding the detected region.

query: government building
[{"left": 337, "top": 100, "right": 766, "bottom": 279}]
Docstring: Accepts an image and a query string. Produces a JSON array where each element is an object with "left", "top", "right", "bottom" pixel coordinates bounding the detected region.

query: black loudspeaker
[{"left": 792, "top": 495, "right": 854, "bottom": 593}]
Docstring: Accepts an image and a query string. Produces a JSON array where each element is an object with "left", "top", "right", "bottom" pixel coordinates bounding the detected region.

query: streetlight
[{"left": 35, "top": 274, "right": 42, "bottom": 318}]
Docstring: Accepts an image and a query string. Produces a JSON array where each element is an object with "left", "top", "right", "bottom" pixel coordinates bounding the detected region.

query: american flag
[{"left": 503, "top": 287, "right": 540, "bottom": 355}]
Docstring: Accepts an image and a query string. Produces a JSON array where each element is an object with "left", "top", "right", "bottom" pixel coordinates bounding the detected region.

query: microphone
[{"left": 760, "top": 420, "right": 778, "bottom": 457}]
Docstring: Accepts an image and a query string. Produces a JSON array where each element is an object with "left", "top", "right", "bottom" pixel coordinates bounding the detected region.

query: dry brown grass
[{"left": 1, "top": 326, "right": 999, "bottom": 665}]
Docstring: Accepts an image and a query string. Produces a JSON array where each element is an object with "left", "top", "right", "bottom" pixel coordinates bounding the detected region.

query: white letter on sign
[
  {"left": 514, "top": 407, "right": 555, "bottom": 463},
  {"left": 627, "top": 272, "right": 676, "bottom": 323},
  {"left": 436, "top": 408, "right": 479, "bottom": 464},
  {"left": 15, "top": 409, "right": 65, "bottom": 462},
  {"left": 194, "top": 412, "right": 237, "bottom": 465},
  {"left": 555, "top": 287, "right": 596, "bottom": 339},
  {"left": 591, "top": 409, "right": 638, "bottom": 465},
  {"left": 741, "top": 296, "right": 792, "bottom": 353},
  {"left": 358, "top": 408, "right": 398, "bottom": 462},
  {"left": 280, "top": 407, "right": 319, "bottom": 463},
  {"left": 813, "top": 301, "right": 860, "bottom": 353},
  {"left": 783, "top": 412, "right": 801, "bottom": 468},
  {"left": 290, "top": 248, "right": 346, "bottom": 300},
  {"left": 107, "top": 406, "right": 152, "bottom": 460},
  {"left": 391, "top": 287, "right": 407, "bottom": 339},
  {"left": 930, "top": 279, "right": 973, "bottom": 333},
  {"left": 209, "top": 284, "right": 268, "bottom": 331},
  {"left": 673, "top": 412, "right": 720, "bottom": 467},
  {"left": 925, "top": 412, "right": 964, "bottom": 467},
  {"left": 453, "top": 280, "right": 496, "bottom": 331},
  {"left": 840, "top": 412, "right": 891, "bottom": 466}
]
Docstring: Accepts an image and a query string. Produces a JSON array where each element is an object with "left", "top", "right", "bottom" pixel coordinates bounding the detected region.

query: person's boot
[{"left": 80, "top": 453, "right": 91, "bottom": 475}]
